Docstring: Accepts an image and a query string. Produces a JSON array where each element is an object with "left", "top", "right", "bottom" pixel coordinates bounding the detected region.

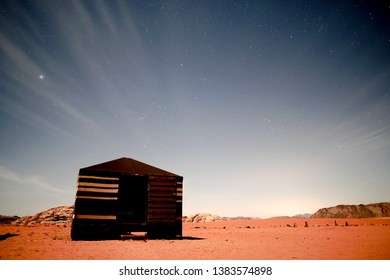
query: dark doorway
[{"left": 117, "top": 175, "right": 148, "bottom": 224}]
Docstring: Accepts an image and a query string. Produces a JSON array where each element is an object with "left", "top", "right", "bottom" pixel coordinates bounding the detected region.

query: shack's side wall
[{"left": 148, "top": 176, "right": 183, "bottom": 238}]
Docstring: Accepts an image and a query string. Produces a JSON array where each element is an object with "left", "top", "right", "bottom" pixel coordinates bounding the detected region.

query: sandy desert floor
[{"left": 1, "top": 218, "right": 389, "bottom": 260}]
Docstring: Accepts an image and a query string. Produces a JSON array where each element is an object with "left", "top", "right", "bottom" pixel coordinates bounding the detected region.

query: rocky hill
[
  {"left": 183, "top": 213, "right": 223, "bottom": 223},
  {"left": 311, "top": 202, "right": 390, "bottom": 218},
  {"left": 183, "top": 213, "right": 262, "bottom": 222},
  {"left": 11, "top": 206, "right": 74, "bottom": 226},
  {"left": 0, "top": 215, "right": 20, "bottom": 224}
]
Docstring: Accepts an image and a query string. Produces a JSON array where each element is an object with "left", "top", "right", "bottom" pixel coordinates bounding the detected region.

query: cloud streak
[{"left": 0, "top": 165, "right": 65, "bottom": 194}]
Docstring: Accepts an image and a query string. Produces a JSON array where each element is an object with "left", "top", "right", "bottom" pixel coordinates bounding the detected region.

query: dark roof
[{"left": 80, "top": 157, "right": 180, "bottom": 177}]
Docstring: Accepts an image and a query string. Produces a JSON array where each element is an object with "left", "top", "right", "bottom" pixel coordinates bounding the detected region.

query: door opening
[{"left": 117, "top": 176, "right": 148, "bottom": 224}]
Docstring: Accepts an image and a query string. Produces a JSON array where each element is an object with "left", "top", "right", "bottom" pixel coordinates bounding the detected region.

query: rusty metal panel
[
  {"left": 149, "top": 177, "right": 177, "bottom": 186},
  {"left": 147, "top": 176, "right": 180, "bottom": 227},
  {"left": 148, "top": 197, "right": 177, "bottom": 203}
]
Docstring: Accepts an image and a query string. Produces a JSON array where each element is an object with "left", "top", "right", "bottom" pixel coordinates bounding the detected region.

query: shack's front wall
[{"left": 71, "top": 169, "right": 182, "bottom": 240}]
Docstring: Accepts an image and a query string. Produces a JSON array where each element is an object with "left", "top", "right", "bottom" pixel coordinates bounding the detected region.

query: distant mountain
[
  {"left": 311, "top": 202, "right": 390, "bottom": 218},
  {"left": 225, "top": 216, "right": 262, "bottom": 220},
  {"left": 270, "top": 213, "right": 312, "bottom": 219},
  {"left": 292, "top": 213, "right": 312, "bottom": 218}
]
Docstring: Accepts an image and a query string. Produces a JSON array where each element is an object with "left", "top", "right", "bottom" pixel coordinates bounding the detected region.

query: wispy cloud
[
  {"left": 0, "top": 0, "right": 155, "bottom": 145},
  {"left": 25, "top": 175, "right": 65, "bottom": 194},
  {"left": 0, "top": 165, "right": 65, "bottom": 194},
  {"left": 0, "top": 165, "right": 22, "bottom": 183}
]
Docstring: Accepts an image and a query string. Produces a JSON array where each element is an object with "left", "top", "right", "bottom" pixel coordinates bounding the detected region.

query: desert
[{"left": 1, "top": 217, "right": 389, "bottom": 260}]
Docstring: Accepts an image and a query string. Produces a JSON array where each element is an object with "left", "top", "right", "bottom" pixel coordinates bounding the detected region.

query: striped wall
[
  {"left": 148, "top": 176, "right": 182, "bottom": 224},
  {"left": 74, "top": 175, "right": 120, "bottom": 221}
]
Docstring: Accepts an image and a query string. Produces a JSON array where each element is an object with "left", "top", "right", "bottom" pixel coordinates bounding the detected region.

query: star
[{"left": 39, "top": 75, "right": 44, "bottom": 80}]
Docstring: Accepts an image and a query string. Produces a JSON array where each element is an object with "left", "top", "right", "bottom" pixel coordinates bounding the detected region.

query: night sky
[{"left": 1, "top": 0, "right": 390, "bottom": 217}]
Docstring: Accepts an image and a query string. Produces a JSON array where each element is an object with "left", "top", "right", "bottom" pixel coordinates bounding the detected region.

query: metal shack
[{"left": 71, "top": 157, "right": 183, "bottom": 240}]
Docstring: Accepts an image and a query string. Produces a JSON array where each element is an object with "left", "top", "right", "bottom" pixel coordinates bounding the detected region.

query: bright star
[{"left": 39, "top": 75, "right": 44, "bottom": 79}]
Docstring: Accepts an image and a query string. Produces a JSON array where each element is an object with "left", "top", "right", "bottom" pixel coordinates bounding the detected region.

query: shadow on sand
[
  {"left": 0, "top": 233, "right": 19, "bottom": 241},
  {"left": 180, "top": 236, "right": 205, "bottom": 240}
]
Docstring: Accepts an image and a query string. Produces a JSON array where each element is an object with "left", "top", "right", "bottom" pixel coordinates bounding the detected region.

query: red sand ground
[{"left": 1, "top": 218, "right": 389, "bottom": 260}]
